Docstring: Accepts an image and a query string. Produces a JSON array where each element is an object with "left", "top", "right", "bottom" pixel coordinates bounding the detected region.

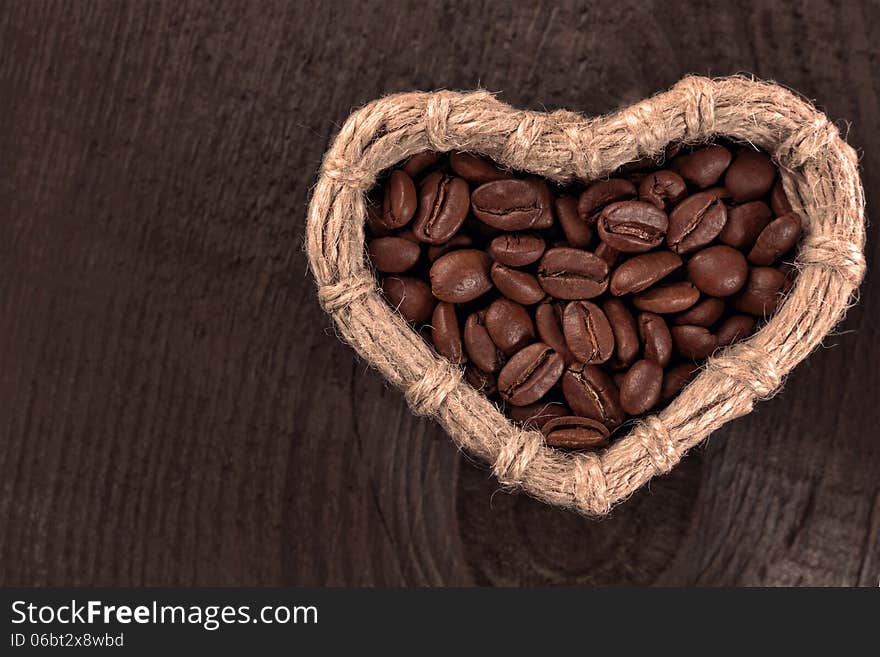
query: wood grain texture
[{"left": 0, "top": 0, "right": 878, "bottom": 586}]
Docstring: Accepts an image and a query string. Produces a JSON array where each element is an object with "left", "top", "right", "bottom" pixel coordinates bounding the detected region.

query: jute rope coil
[{"left": 307, "top": 76, "right": 866, "bottom": 516}]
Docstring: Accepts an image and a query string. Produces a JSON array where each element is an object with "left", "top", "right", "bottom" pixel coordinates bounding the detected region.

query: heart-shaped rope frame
[{"left": 306, "top": 75, "right": 866, "bottom": 516}]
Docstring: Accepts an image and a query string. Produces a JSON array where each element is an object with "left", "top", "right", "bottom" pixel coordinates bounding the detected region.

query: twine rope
[
  {"left": 493, "top": 427, "right": 544, "bottom": 485},
  {"left": 318, "top": 278, "right": 375, "bottom": 313},
  {"left": 636, "top": 415, "right": 679, "bottom": 475},
  {"left": 307, "top": 75, "right": 866, "bottom": 516},
  {"left": 404, "top": 362, "right": 462, "bottom": 417}
]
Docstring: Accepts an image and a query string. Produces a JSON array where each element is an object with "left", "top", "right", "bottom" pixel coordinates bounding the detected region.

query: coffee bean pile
[{"left": 365, "top": 145, "right": 800, "bottom": 450}]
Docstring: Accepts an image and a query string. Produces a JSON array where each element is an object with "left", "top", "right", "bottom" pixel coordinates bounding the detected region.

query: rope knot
[
  {"left": 572, "top": 452, "right": 610, "bottom": 515},
  {"left": 321, "top": 156, "right": 374, "bottom": 191},
  {"left": 492, "top": 427, "right": 543, "bottom": 486},
  {"left": 501, "top": 112, "right": 545, "bottom": 171},
  {"left": 708, "top": 343, "right": 782, "bottom": 399},
  {"left": 798, "top": 237, "right": 866, "bottom": 288},
  {"left": 404, "top": 362, "right": 461, "bottom": 417},
  {"left": 552, "top": 110, "right": 589, "bottom": 177},
  {"left": 775, "top": 118, "right": 840, "bottom": 169},
  {"left": 635, "top": 415, "right": 678, "bottom": 474},
  {"left": 558, "top": 117, "right": 601, "bottom": 180},
  {"left": 623, "top": 102, "right": 668, "bottom": 158},
  {"left": 318, "top": 278, "right": 375, "bottom": 314},
  {"left": 678, "top": 76, "right": 716, "bottom": 141},
  {"left": 424, "top": 93, "right": 456, "bottom": 151}
]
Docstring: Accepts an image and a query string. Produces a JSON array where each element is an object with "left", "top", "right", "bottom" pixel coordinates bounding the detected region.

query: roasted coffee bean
[
  {"left": 619, "top": 359, "right": 663, "bottom": 415},
  {"left": 381, "top": 169, "right": 418, "bottom": 228},
  {"left": 366, "top": 201, "right": 394, "bottom": 237},
  {"left": 399, "top": 228, "right": 423, "bottom": 244},
  {"left": 537, "top": 247, "right": 609, "bottom": 299},
  {"left": 369, "top": 144, "right": 799, "bottom": 433},
  {"left": 472, "top": 179, "right": 553, "bottom": 230},
  {"left": 603, "top": 298, "right": 639, "bottom": 368},
  {"left": 465, "top": 365, "right": 497, "bottom": 396},
  {"left": 463, "top": 311, "right": 504, "bottom": 373},
  {"left": 485, "top": 298, "right": 536, "bottom": 355},
  {"left": 427, "top": 234, "right": 474, "bottom": 261},
  {"left": 638, "top": 312, "right": 672, "bottom": 367},
  {"left": 661, "top": 363, "right": 698, "bottom": 401},
  {"left": 535, "top": 300, "right": 573, "bottom": 364},
  {"left": 368, "top": 236, "right": 421, "bottom": 273},
  {"left": 748, "top": 212, "right": 802, "bottom": 265},
  {"left": 449, "top": 152, "right": 510, "bottom": 184},
  {"left": 638, "top": 170, "right": 688, "bottom": 210},
  {"left": 667, "top": 189, "right": 728, "bottom": 254},
  {"left": 671, "top": 145, "right": 732, "bottom": 188},
  {"left": 724, "top": 149, "right": 776, "bottom": 202},
  {"left": 509, "top": 401, "right": 571, "bottom": 430},
  {"left": 673, "top": 297, "right": 725, "bottom": 327},
  {"left": 715, "top": 314, "right": 756, "bottom": 347},
  {"left": 770, "top": 179, "right": 793, "bottom": 216},
  {"left": 632, "top": 282, "right": 700, "bottom": 313},
  {"left": 411, "top": 171, "right": 470, "bottom": 244},
  {"left": 561, "top": 364, "right": 625, "bottom": 428},
  {"left": 597, "top": 200, "right": 668, "bottom": 253},
  {"left": 594, "top": 241, "right": 620, "bottom": 267},
  {"left": 719, "top": 201, "right": 773, "bottom": 249},
  {"left": 429, "top": 249, "right": 493, "bottom": 303},
  {"left": 382, "top": 276, "right": 435, "bottom": 324},
  {"left": 577, "top": 179, "right": 636, "bottom": 223},
  {"left": 402, "top": 150, "right": 442, "bottom": 177},
  {"left": 487, "top": 233, "right": 546, "bottom": 267},
  {"left": 490, "top": 263, "right": 545, "bottom": 305},
  {"left": 431, "top": 302, "right": 466, "bottom": 364},
  {"left": 687, "top": 245, "right": 748, "bottom": 297},
  {"left": 563, "top": 301, "right": 614, "bottom": 364},
  {"left": 671, "top": 325, "right": 718, "bottom": 360},
  {"left": 542, "top": 416, "right": 610, "bottom": 449},
  {"left": 498, "top": 343, "right": 565, "bottom": 406},
  {"left": 556, "top": 194, "right": 593, "bottom": 248},
  {"left": 610, "top": 251, "right": 682, "bottom": 296},
  {"left": 733, "top": 267, "right": 786, "bottom": 315}
]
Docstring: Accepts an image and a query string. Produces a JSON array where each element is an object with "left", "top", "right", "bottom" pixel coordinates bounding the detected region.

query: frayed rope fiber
[{"left": 306, "top": 75, "right": 866, "bottom": 517}]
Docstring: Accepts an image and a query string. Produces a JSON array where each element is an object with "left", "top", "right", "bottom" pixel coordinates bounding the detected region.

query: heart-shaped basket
[{"left": 306, "top": 76, "right": 866, "bottom": 516}]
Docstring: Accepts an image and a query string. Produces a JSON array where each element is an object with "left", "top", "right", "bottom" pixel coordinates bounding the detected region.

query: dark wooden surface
[{"left": 1, "top": 0, "right": 878, "bottom": 587}]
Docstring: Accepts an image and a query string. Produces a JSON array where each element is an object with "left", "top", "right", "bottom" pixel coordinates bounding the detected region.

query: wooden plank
[{"left": 0, "top": 0, "right": 877, "bottom": 586}]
